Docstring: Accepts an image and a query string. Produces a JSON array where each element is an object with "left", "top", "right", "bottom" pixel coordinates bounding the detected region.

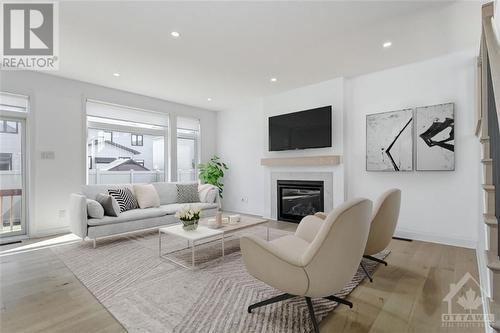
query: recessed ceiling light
[
  {"left": 113, "top": 72, "right": 120, "bottom": 77},
  {"left": 383, "top": 41, "right": 392, "bottom": 48},
  {"left": 207, "top": 98, "right": 212, "bottom": 102},
  {"left": 270, "top": 77, "right": 278, "bottom": 82},
  {"left": 171, "top": 31, "right": 180, "bottom": 38}
]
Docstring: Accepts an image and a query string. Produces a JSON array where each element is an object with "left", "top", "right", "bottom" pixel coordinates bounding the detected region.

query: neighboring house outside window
[
  {"left": 0, "top": 153, "right": 13, "bottom": 171},
  {"left": 98, "top": 130, "right": 113, "bottom": 142},
  {"left": 131, "top": 134, "right": 143, "bottom": 146},
  {"left": 0, "top": 120, "right": 18, "bottom": 134}
]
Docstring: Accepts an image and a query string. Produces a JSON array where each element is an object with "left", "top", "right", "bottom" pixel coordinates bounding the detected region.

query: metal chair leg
[
  {"left": 247, "top": 293, "right": 296, "bottom": 313},
  {"left": 364, "top": 255, "right": 387, "bottom": 266},
  {"left": 305, "top": 297, "right": 319, "bottom": 333},
  {"left": 360, "top": 262, "right": 373, "bottom": 282},
  {"left": 324, "top": 295, "right": 353, "bottom": 308}
]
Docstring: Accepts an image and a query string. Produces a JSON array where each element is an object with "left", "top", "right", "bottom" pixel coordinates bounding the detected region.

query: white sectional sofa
[{"left": 69, "top": 182, "right": 219, "bottom": 247}]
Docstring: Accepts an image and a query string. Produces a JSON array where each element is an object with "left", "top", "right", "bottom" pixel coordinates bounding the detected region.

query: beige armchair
[
  {"left": 314, "top": 189, "right": 401, "bottom": 282},
  {"left": 241, "top": 198, "right": 373, "bottom": 333},
  {"left": 360, "top": 188, "right": 401, "bottom": 282}
]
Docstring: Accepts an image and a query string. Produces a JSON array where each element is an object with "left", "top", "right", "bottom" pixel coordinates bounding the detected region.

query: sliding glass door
[{"left": 0, "top": 117, "right": 26, "bottom": 238}]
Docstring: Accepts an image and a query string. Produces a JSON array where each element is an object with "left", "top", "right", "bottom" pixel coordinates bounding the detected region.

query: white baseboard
[
  {"left": 394, "top": 228, "right": 476, "bottom": 249},
  {"left": 476, "top": 247, "right": 494, "bottom": 333},
  {"left": 30, "top": 226, "right": 70, "bottom": 238}
]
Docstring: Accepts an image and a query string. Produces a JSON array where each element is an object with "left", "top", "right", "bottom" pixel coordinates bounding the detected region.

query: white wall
[
  {"left": 217, "top": 101, "right": 265, "bottom": 215},
  {"left": 218, "top": 49, "right": 480, "bottom": 248},
  {"left": 0, "top": 71, "right": 218, "bottom": 237},
  {"left": 344, "top": 49, "right": 479, "bottom": 248}
]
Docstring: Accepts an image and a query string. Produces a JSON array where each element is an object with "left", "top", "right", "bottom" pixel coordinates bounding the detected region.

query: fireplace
[{"left": 277, "top": 180, "right": 324, "bottom": 223}]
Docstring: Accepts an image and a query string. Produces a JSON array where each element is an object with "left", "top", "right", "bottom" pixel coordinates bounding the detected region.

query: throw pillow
[
  {"left": 176, "top": 183, "right": 200, "bottom": 203},
  {"left": 133, "top": 184, "right": 160, "bottom": 209},
  {"left": 87, "top": 199, "right": 104, "bottom": 219},
  {"left": 108, "top": 187, "right": 139, "bottom": 212},
  {"left": 95, "top": 193, "right": 120, "bottom": 217},
  {"left": 198, "top": 184, "right": 217, "bottom": 203}
]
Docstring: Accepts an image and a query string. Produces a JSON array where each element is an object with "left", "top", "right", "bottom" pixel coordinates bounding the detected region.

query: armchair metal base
[
  {"left": 363, "top": 254, "right": 388, "bottom": 266},
  {"left": 360, "top": 262, "right": 373, "bottom": 283},
  {"left": 247, "top": 293, "right": 353, "bottom": 333},
  {"left": 360, "top": 255, "right": 388, "bottom": 282}
]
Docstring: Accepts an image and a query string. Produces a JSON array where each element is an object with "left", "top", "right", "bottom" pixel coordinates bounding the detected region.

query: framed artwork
[
  {"left": 415, "top": 103, "right": 455, "bottom": 171},
  {"left": 366, "top": 109, "right": 413, "bottom": 171}
]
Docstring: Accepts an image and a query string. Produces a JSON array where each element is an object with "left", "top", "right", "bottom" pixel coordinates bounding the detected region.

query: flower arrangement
[{"left": 175, "top": 206, "right": 202, "bottom": 231}]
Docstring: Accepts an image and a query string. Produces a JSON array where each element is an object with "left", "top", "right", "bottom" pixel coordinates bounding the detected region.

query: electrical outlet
[
  {"left": 58, "top": 209, "right": 66, "bottom": 218},
  {"left": 41, "top": 151, "right": 56, "bottom": 160},
  {"left": 241, "top": 197, "right": 248, "bottom": 203}
]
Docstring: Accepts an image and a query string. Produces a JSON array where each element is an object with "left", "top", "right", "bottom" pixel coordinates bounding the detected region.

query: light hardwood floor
[{"left": 0, "top": 223, "right": 484, "bottom": 333}]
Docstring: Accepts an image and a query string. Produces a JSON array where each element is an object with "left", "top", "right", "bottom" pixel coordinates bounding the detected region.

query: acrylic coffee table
[
  {"left": 158, "top": 224, "right": 224, "bottom": 269},
  {"left": 158, "top": 215, "right": 269, "bottom": 269}
]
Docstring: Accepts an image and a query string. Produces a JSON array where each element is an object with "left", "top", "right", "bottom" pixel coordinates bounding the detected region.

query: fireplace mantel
[{"left": 261, "top": 155, "right": 342, "bottom": 167}]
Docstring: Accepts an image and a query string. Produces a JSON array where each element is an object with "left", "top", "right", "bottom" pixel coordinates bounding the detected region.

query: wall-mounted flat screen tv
[{"left": 269, "top": 106, "right": 332, "bottom": 151}]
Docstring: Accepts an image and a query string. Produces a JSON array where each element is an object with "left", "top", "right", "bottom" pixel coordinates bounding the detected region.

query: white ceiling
[{"left": 53, "top": 1, "right": 481, "bottom": 111}]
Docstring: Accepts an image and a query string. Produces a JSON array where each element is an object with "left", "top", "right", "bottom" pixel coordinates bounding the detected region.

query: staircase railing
[{"left": 482, "top": 2, "right": 500, "bottom": 258}]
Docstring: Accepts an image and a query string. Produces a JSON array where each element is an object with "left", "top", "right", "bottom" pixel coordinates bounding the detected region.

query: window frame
[
  {"left": 131, "top": 133, "right": 143, "bottom": 146},
  {"left": 0, "top": 152, "right": 13, "bottom": 171},
  {"left": 0, "top": 119, "right": 19, "bottom": 134}
]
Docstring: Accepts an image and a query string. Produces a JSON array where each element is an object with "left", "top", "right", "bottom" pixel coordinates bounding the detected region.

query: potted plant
[
  {"left": 198, "top": 156, "right": 228, "bottom": 198},
  {"left": 175, "top": 206, "right": 202, "bottom": 231}
]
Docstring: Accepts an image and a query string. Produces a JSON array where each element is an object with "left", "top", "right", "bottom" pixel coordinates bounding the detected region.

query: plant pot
[{"left": 181, "top": 219, "right": 199, "bottom": 231}]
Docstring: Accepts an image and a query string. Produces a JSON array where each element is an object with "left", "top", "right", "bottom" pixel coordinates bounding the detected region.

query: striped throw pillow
[{"left": 108, "top": 188, "right": 139, "bottom": 212}]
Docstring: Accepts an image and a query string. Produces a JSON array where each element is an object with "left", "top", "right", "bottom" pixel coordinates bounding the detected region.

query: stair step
[
  {"left": 490, "top": 298, "right": 500, "bottom": 331},
  {"left": 482, "top": 158, "right": 493, "bottom": 164},
  {"left": 482, "top": 137, "right": 491, "bottom": 158},
  {"left": 486, "top": 214, "right": 499, "bottom": 226},
  {"left": 481, "top": 136, "right": 490, "bottom": 143},
  {"left": 486, "top": 251, "right": 500, "bottom": 301},
  {"left": 487, "top": 250, "right": 500, "bottom": 272},
  {"left": 484, "top": 184, "right": 496, "bottom": 191}
]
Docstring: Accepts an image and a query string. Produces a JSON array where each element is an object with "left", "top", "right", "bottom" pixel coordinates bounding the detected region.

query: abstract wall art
[
  {"left": 366, "top": 109, "right": 413, "bottom": 171},
  {"left": 415, "top": 103, "right": 455, "bottom": 171}
]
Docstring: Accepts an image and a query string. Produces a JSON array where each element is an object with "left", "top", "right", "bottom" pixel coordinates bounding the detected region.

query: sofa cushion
[
  {"left": 108, "top": 188, "right": 139, "bottom": 212},
  {"left": 87, "top": 199, "right": 104, "bottom": 219},
  {"left": 134, "top": 184, "right": 160, "bottom": 209},
  {"left": 176, "top": 183, "right": 200, "bottom": 203},
  {"left": 87, "top": 207, "right": 166, "bottom": 226},
  {"left": 159, "top": 202, "right": 218, "bottom": 215},
  {"left": 95, "top": 193, "right": 120, "bottom": 217},
  {"left": 152, "top": 182, "right": 178, "bottom": 205}
]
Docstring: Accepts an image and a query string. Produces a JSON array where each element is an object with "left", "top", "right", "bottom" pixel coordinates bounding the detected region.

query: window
[
  {"left": 0, "top": 120, "right": 18, "bottom": 134},
  {"left": 131, "top": 134, "right": 143, "bottom": 146},
  {"left": 0, "top": 153, "right": 13, "bottom": 171},
  {"left": 104, "top": 131, "right": 112, "bottom": 142},
  {"left": 97, "top": 130, "right": 112, "bottom": 142},
  {"left": 177, "top": 117, "right": 200, "bottom": 182},
  {"left": 86, "top": 100, "right": 168, "bottom": 185}
]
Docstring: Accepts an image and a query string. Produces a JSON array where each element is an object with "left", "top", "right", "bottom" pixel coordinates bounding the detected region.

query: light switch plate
[{"left": 40, "top": 151, "right": 55, "bottom": 160}]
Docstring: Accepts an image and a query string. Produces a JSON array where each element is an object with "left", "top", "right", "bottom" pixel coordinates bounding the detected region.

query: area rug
[{"left": 52, "top": 226, "right": 388, "bottom": 333}]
